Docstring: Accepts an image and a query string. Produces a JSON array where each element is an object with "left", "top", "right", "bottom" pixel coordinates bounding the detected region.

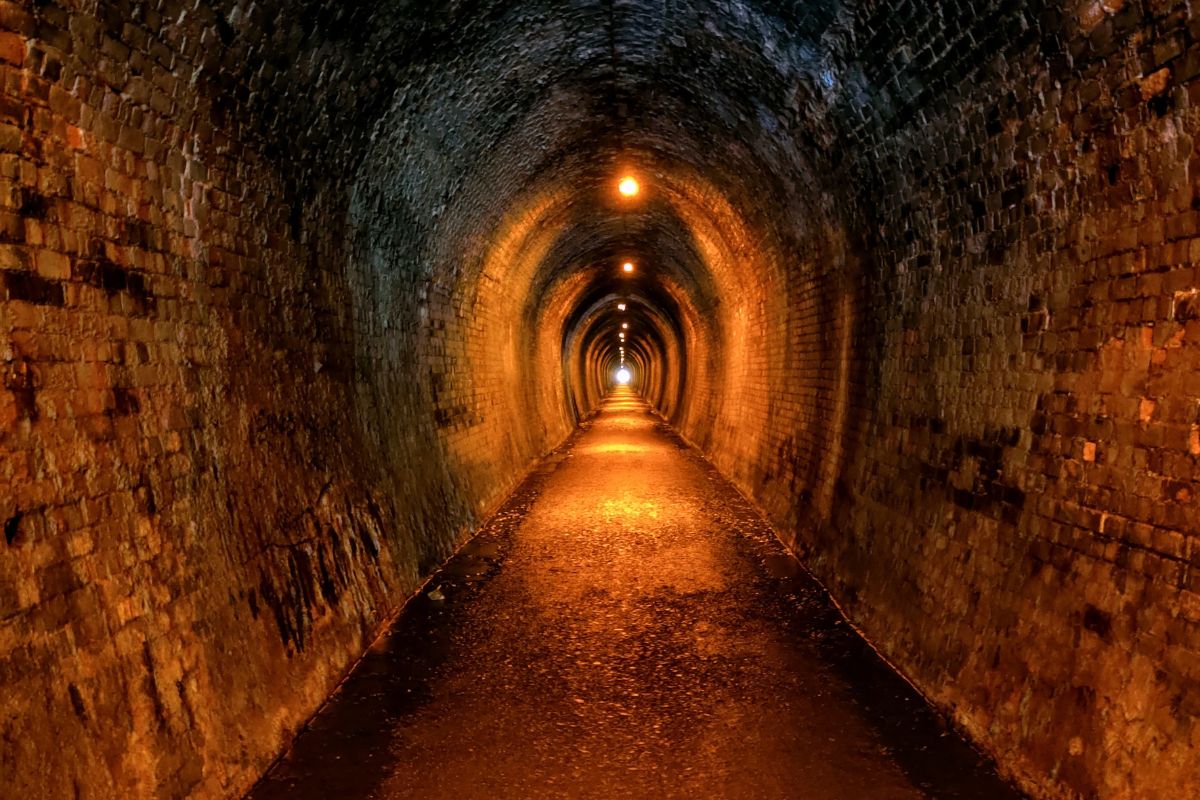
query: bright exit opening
[{"left": 615, "top": 367, "right": 632, "bottom": 385}]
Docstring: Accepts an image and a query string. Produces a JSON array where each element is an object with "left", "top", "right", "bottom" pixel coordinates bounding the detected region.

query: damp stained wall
[{"left": 1, "top": 2, "right": 1199, "bottom": 799}]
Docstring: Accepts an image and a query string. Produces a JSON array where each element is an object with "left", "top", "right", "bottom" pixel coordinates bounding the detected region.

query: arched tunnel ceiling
[
  {"left": 184, "top": 0, "right": 1040, "bottom": 416},
  {"left": 197, "top": 0, "right": 1037, "bottom": 172},
  {"left": 164, "top": 0, "right": 1067, "bottom": 442},
  {"left": 13, "top": 0, "right": 1189, "bottom": 797},
  {"left": 206, "top": 0, "right": 854, "bottom": 167}
]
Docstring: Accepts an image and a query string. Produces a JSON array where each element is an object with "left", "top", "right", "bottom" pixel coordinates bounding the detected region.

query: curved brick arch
[{"left": 1, "top": 2, "right": 1197, "bottom": 799}]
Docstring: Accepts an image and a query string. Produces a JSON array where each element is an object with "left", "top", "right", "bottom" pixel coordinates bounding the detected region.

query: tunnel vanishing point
[{"left": 2, "top": 0, "right": 1200, "bottom": 798}]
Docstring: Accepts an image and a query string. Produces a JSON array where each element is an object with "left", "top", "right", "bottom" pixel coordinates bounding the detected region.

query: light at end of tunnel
[
  {"left": 616, "top": 367, "right": 632, "bottom": 385},
  {"left": 617, "top": 303, "right": 626, "bottom": 311},
  {"left": 618, "top": 176, "right": 639, "bottom": 197},
  {"left": 622, "top": 261, "right": 634, "bottom": 273}
]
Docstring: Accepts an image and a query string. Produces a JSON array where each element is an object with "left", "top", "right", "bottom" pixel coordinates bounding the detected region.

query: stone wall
[
  {"left": 4, "top": 1, "right": 1200, "bottom": 799},
  {"left": 687, "top": 2, "right": 1200, "bottom": 798},
  {"left": 0, "top": 2, "right": 572, "bottom": 797}
]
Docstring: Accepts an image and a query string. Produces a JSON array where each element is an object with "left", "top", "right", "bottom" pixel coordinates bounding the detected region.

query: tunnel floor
[{"left": 248, "top": 388, "right": 1022, "bottom": 800}]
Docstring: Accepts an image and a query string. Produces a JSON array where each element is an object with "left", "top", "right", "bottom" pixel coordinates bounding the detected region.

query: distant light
[
  {"left": 621, "top": 323, "right": 629, "bottom": 329},
  {"left": 622, "top": 262, "right": 634, "bottom": 273},
  {"left": 616, "top": 367, "right": 632, "bottom": 384},
  {"left": 617, "top": 303, "right": 626, "bottom": 311},
  {"left": 618, "top": 177, "right": 639, "bottom": 197}
]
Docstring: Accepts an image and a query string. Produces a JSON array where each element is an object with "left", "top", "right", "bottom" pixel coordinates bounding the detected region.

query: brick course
[{"left": 3, "top": 1, "right": 1199, "bottom": 798}]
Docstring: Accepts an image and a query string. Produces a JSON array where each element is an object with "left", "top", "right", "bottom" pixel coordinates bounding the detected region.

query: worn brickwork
[
  {"left": 5, "top": 1, "right": 1199, "bottom": 799},
  {"left": 682, "top": 2, "right": 1200, "bottom": 799},
  {"left": 0, "top": 2, "right": 574, "bottom": 798},
  {"left": 0, "top": 3, "right": 384, "bottom": 797},
  {"left": 823, "top": 3, "right": 1200, "bottom": 798},
  {"left": 502, "top": 2, "right": 1200, "bottom": 798}
]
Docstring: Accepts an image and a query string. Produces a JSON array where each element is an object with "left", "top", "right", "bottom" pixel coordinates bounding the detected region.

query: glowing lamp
[
  {"left": 622, "top": 262, "right": 634, "bottom": 273},
  {"left": 617, "top": 303, "right": 626, "bottom": 311},
  {"left": 618, "top": 177, "right": 639, "bottom": 197},
  {"left": 622, "top": 323, "right": 629, "bottom": 329},
  {"left": 616, "top": 367, "right": 632, "bottom": 384}
]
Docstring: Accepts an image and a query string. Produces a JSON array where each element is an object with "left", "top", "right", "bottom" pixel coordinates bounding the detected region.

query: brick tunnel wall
[
  {"left": 4, "top": 1, "right": 1200, "bottom": 799},
  {"left": 0, "top": 3, "right": 576, "bottom": 798},
  {"left": 676, "top": 3, "right": 1200, "bottom": 798},
  {"left": 859, "top": 4, "right": 1200, "bottom": 796}
]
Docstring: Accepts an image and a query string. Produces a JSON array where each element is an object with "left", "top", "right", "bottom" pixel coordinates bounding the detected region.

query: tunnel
[{"left": 1, "top": 0, "right": 1199, "bottom": 798}]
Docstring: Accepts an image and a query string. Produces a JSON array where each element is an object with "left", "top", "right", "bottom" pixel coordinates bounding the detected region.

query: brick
[
  {"left": 0, "top": 121, "right": 19, "bottom": 152},
  {"left": 32, "top": 248, "right": 68, "bottom": 280},
  {"left": 0, "top": 4, "right": 1198, "bottom": 800},
  {"left": 0, "top": 31, "right": 23, "bottom": 65}
]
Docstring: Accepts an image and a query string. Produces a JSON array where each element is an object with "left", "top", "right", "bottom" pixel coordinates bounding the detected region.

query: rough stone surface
[{"left": 1, "top": 1, "right": 1198, "bottom": 799}]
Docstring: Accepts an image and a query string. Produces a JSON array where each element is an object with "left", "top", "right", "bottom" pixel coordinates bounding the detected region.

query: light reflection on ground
[{"left": 249, "top": 386, "right": 1023, "bottom": 800}]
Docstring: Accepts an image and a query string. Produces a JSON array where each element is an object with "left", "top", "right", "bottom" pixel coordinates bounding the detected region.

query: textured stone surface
[
  {"left": 763, "top": 5, "right": 1200, "bottom": 799},
  {"left": 1, "top": 1, "right": 1198, "bottom": 798}
]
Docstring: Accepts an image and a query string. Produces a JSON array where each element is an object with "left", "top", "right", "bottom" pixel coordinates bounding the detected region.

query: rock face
[{"left": 0, "top": 1, "right": 1197, "bottom": 798}]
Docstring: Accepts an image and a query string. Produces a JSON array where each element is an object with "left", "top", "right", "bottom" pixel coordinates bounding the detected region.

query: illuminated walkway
[{"left": 249, "top": 388, "right": 1019, "bottom": 799}]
